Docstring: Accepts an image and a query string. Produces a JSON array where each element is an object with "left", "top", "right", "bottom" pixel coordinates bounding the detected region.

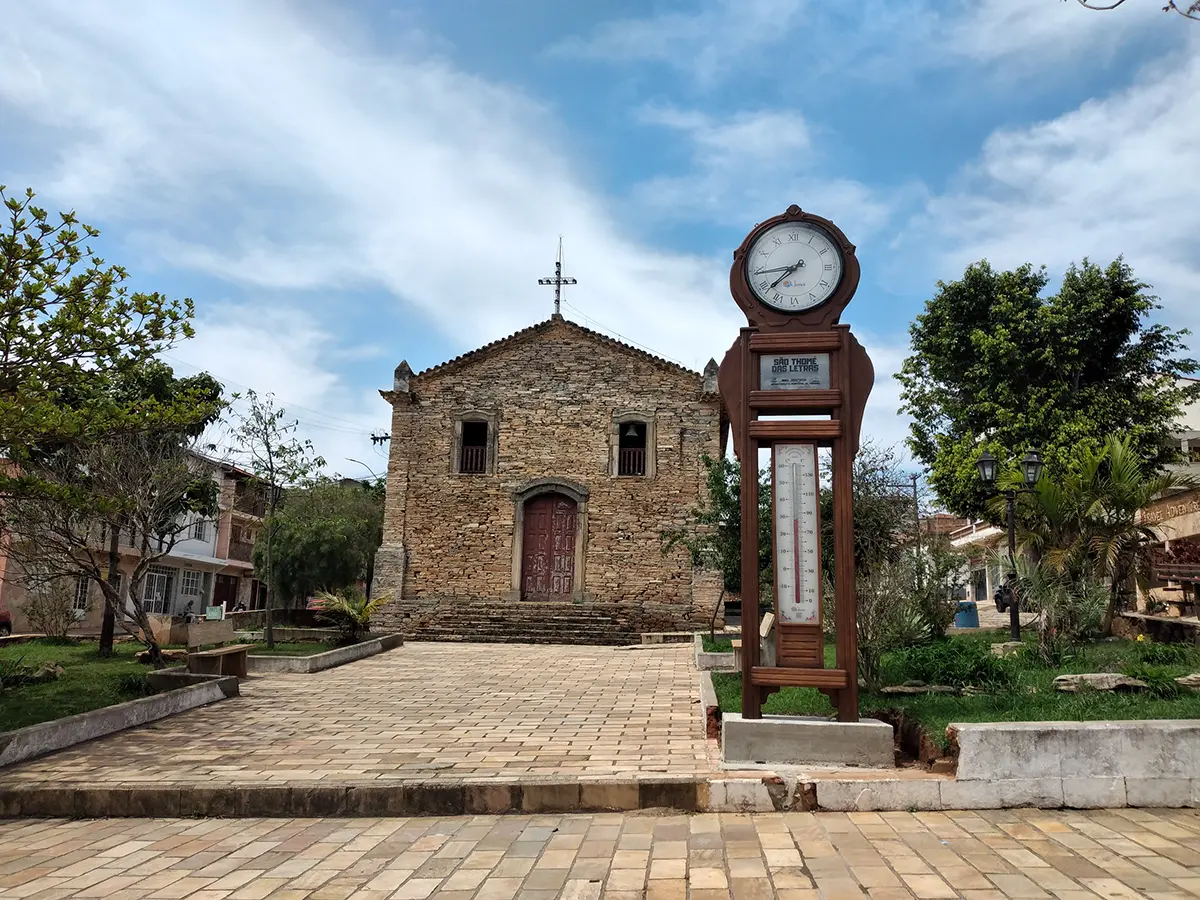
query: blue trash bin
[{"left": 954, "top": 600, "right": 980, "bottom": 629}]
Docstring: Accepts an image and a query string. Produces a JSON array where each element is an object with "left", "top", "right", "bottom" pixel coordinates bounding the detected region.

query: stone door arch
[{"left": 511, "top": 479, "right": 588, "bottom": 602}]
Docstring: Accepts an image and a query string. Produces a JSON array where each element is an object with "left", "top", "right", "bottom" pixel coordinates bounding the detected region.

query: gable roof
[{"left": 410, "top": 314, "right": 701, "bottom": 383}]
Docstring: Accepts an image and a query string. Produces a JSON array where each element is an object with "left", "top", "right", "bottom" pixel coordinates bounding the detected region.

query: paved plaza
[
  {"left": 3, "top": 808, "right": 1200, "bottom": 899},
  {"left": 6, "top": 643, "right": 709, "bottom": 785}
]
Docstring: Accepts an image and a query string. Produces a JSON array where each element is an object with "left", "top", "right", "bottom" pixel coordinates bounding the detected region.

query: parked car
[{"left": 0, "top": 606, "right": 12, "bottom": 636}]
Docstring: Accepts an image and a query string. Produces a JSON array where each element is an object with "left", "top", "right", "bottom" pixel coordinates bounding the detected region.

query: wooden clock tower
[{"left": 717, "top": 205, "right": 874, "bottom": 723}]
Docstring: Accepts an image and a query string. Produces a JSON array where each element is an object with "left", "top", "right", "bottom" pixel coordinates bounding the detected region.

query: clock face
[{"left": 745, "top": 221, "right": 844, "bottom": 312}]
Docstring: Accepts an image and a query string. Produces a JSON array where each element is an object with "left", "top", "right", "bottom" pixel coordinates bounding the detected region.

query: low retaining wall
[
  {"left": 953, "top": 719, "right": 1200, "bottom": 781},
  {"left": 0, "top": 676, "right": 239, "bottom": 769},
  {"left": 246, "top": 634, "right": 401, "bottom": 674},
  {"left": 693, "top": 633, "right": 736, "bottom": 671}
]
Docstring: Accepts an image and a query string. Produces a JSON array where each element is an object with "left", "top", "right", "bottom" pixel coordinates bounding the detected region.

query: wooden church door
[{"left": 521, "top": 493, "right": 577, "bottom": 600}]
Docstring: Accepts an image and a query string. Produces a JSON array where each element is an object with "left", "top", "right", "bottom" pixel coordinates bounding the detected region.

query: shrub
[
  {"left": 308, "top": 589, "right": 392, "bottom": 644},
  {"left": 0, "top": 656, "right": 34, "bottom": 692},
  {"left": 1010, "top": 557, "right": 1105, "bottom": 666},
  {"left": 115, "top": 672, "right": 156, "bottom": 698},
  {"left": 1132, "top": 636, "right": 1189, "bottom": 666},
  {"left": 22, "top": 578, "right": 82, "bottom": 641},
  {"left": 886, "top": 639, "right": 1014, "bottom": 690},
  {"left": 1122, "top": 661, "right": 1183, "bottom": 699}
]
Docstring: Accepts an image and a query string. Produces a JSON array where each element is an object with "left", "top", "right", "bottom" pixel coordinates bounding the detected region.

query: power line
[{"left": 559, "top": 299, "right": 688, "bottom": 368}]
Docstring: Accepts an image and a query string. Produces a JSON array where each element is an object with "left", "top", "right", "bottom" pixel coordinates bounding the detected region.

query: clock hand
[
  {"left": 754, "top": 265, "right": 796, "bottom": 275},
  {"left": 770, "top": 258, "right": 806, "bottom": 289}
]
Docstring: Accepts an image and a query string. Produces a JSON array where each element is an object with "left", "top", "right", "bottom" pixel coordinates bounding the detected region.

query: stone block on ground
[
  {"left": 721, "top": 714, "right": 894, "bottom": 768},
  {"left": 990, "top": 641, "right": 1024, "bottom": 657},
  {"left": 1053, "top": 673, "right": 1147, "bottom": 692}
]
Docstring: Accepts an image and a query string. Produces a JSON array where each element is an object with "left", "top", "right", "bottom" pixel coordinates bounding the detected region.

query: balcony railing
[
  {"left": 228, "top": 540, "right": 255, "bottom": 562},
  {"left": 618, "top": 447, "right": 646, "bottom": 477},
  {"left": 460, "top": 445, "right": 487, "bottom": 474}
]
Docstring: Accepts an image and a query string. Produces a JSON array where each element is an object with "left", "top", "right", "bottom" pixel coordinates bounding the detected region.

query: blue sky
[{"left": 2, "top": 0, "right": 1197, "bottom": 475}]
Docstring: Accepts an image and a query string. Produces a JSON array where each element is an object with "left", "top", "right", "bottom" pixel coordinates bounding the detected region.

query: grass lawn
[
  {"left": 247, "top": 641, "right": 339, "bottom": 656},
  {"left": 701, "top": 635, "right": 735, "bottom": 653},
  {"left": 0, "top": 639, "right": 153, "bottom": 732},
  {"left": 711, "top": 633, "right": 1200, "bottom": 750}
]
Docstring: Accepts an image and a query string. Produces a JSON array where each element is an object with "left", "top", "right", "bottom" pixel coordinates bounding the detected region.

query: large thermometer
[{"left": 774, "top": 443, "right": 822, "bottom": 625}]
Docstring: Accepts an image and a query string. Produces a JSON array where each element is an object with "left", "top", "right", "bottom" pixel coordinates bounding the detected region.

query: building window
[
  {"left": 249, "top": 579, "right": 268, "bottom": 611},
  {"left": 618, "top": 421, "right": 648, "bottom": 476},
  {"left": 142, "top": 565, "right": 176, "bottom": 615},
  {"left": 452, "top": 411, "right": 498, "bottom": 475},
  {"left": 73, "top": 575, "right": 90, "bottom": 614},
  {"left": 611, "top": 412, "right": 656, "bottom": 478},
  {"left": 190, "top": 518, "right": 208, "bottom": 541},
  {"left": 460, "top": 420, "right": 488, "bottom": 474},
  {"left": 180, "top": 569, "right": 203, "bottom": 597}
]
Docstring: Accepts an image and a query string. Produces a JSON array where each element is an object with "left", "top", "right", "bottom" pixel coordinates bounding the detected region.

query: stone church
[{"left": 372, "top": 314, "right": 726, "bottom": 642}]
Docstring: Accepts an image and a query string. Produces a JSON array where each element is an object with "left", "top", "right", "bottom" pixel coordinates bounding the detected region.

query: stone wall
[{"left": 373, "top": 317, "right": 724, "bottom": 634}]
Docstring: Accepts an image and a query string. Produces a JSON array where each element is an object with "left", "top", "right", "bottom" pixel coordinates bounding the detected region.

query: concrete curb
[
  {"left": 693, "top": 633, "right": 735, "bottom": 671},
  {"left": 0, "top": 776, "right": 710, "bottom": 819},
  {"left": 246, "top": 634, "right": 403, "bottom": 675},
  {"left": 697, "top": 670, "right": 720, "bottom": 739},
  {"left": 0, "top": 676, "right": 239, "bottom": 769},
  {"left": 2, "top": 772, "right": 1196, "bottom": 817}
]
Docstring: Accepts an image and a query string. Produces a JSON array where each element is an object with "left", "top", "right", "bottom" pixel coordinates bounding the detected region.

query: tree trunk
[
  {"left": 709, "top": 587, "right": 725, "bottom": 641},
  {"left": 99, "top": 523, "right": 120, "bottom": 657},
  {"left": 264, "top": 515, "right": 276, "bottom": 650}
]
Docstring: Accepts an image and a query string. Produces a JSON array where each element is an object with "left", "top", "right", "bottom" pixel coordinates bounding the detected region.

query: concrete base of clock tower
[{"left": 721, "top": 713, "right": 894, "bottom": 768}]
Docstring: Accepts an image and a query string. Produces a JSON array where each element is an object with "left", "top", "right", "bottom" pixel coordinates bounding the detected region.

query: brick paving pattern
[
  {"left": 5, "top": 643, "right": 709, "bottom": 784},
  {"left": 3, "top": 808, "right": 1200, "bottom": 899}
]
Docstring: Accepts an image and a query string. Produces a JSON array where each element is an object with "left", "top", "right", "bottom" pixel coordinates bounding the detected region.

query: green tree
[
  {"left": 228, "top": 391, "right": 324, "bottom": 648},
  {"left": 0, "top": 187, "right": 204, "bottom": 486},
  {"left": 820, "top": 441, "right": 913, "bottom": 582},
  {"left": 661, "top": 453, "right": 771, "bottom": 634},
  {"left": 1003, "top": 434, "right": 1195, "bottom": 635},
  {"left": 255, "top": 478, "right": 384, "bottom": 606},
  {"left": 899, "top": 259, "right": 1199, "bottom": 518}
]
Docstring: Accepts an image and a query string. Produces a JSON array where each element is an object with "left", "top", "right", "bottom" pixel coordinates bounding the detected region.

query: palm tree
[{"left": 998, "top": 435, "right": 1195, "bottom": 635}]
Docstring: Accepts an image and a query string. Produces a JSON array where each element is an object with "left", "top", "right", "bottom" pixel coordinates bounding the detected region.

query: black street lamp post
[{"left": 976, "top": 449, "right": 1045, "bottom": 641}]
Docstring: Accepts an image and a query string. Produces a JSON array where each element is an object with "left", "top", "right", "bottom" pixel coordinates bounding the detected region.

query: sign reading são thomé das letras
[{"left": 759, "top": 353, "right": 831, "bottom": 390}]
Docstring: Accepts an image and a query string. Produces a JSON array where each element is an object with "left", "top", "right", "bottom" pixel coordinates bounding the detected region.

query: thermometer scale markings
[{"left": 775, "top": 443, "right": 820, "bottom": 624}]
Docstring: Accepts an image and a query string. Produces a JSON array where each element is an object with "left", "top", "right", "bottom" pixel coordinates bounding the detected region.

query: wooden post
[
  {"left": 738, "top": 330, "right": 762, "bottom": 720},
  {"left": 833, "top": 326, "right": 858, "bottom": 722}
]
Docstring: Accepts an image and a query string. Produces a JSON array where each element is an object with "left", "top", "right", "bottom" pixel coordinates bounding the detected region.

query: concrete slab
[
  {"left": 954, "top": 719, "right": 1200, "bottom": 781},
  {"left": 721, "top": 713, "right": 893, "bottom": 768}
]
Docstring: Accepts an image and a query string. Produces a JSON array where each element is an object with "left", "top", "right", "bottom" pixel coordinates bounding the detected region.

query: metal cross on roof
[{"left": 537, "top": 237, "right": 577, "bottom": 317}]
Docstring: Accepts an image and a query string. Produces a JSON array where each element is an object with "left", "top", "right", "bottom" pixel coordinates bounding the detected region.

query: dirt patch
[{"left": 869, "top": 707, "right": 957, "bottom": 775}]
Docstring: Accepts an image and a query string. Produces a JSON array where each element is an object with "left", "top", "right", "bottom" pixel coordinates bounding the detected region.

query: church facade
[{"left": 372, "top": 314, "right": 726, "bottom": 640}]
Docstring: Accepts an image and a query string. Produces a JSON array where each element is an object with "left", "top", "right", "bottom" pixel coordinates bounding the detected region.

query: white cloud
[
  {"left": 548, "top": 0, "right": 806, "bottom": 87},
  {"left": 0, "top": 1, "right": 751, "bottom": 377},
  {"left": 163, "top": 304, "right": 388, "bottom": 479},
  {"left": 945, "top": 0, "right": 1168, "bottom": 66},
  {"left": 910, "top": 37, "right": 1200, "bottom": 337},
  {"left": 630, "top": 105, "right": 894, "bottom": 240}
]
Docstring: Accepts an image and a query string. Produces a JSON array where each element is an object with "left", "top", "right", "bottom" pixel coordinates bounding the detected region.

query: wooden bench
[
  {"left": 732, "top": 612, "right": 775, "bottom": 672},
  {"left": 186, "top": 619, "right": 253, "bottom": 678}
]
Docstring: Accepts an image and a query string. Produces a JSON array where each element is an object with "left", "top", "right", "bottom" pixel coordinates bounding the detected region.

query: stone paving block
[
  {"left": 179, "top": 786, "right": 243, "bottom": 817},
  {"left": 465, "top": 782, "right": 521, "bottom": 814},
  {"left": 127, "top": 786, "right": 182, "bottom": 817},
  {"left": 938, "top": 778, "right": 1065, "bottom": 810},
  {"left": 408, "top": 783, "right": 467, "bottom": 816},
  {"left": 522, "top": 783, "right": 581, "bottom": 813},
  {"left": 815, "top": 779, "right": 942, "bottom": 812},
  {"left": 639, "top": 779, "right": 700, "bottom": 812},
  {"left": 345, "top": 784, "right": 407, "bottom": 817},
  {"left": 74, "top": 786, "right": 130, "bottom": 818},
  {"left": 707, "top": 779, "right": 774, "bottom": 812},
  {"left": 580, "top": 781, "right": 639, "bottom": 811},
  {"left": 19, "top": 787, "right": 75, "bottom": 817},
  {"left": 1062, "top": 777, "right": 1126, "bottom": 809},
  {"left": 0, "top": 643, "right": 710, "bottom": 788}
]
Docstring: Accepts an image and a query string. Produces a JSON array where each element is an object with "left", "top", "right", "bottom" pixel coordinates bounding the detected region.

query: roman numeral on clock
[{"left": 824, "top": 263, "right": 833, "bottom": 270}]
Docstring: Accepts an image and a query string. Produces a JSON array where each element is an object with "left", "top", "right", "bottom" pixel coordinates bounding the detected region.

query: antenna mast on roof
[{"left": 537, "top": 236, "right": 577, "bottom": 318}]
